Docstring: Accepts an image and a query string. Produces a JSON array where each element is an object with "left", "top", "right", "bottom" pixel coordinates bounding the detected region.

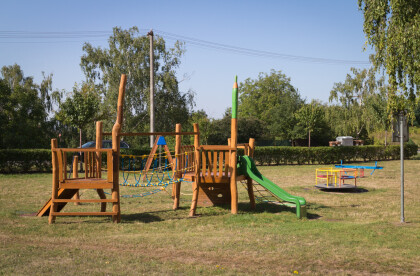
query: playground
[
  {"left": 1, "top": 159, "right": 419, "bottom": 275},
  {"left": 0, "top": 75, "right": 419, "bottom": 275}
]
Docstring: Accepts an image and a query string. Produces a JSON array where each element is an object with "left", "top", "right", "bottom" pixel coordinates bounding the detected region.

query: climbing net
[
  {"left": 240, "top": 180, "right": 284, "bottom": 205},
  {"left": 117, "top": 150, "right": 195, "bottom": 198}
]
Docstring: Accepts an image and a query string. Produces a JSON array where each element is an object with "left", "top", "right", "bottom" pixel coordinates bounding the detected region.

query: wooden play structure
[
  {"left": 38, "top": 74, "right": 306, "bottom": 223},
  {"left": 37, "top": 75, "right": 127, "bottom": 223}
]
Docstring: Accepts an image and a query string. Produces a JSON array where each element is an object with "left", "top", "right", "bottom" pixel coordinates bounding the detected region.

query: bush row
[
  {"left": 0, "top": 148, "right": 153, "bottom": 173},
  {"left": 252, "top": 144, "right": 418, "bottom": 165},
  {"left": 0, "top": 144, "right": 418, "bottom": 172},
  {"left": 0, "top": 149, "right": 52, "bottom": 173}
]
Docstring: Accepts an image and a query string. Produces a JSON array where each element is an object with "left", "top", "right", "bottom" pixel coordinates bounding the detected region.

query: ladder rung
[
  {"left": 51, "top": 212, "right": 118, "bottom": 216},
  {"left": 53, "top": 199, "right": 117, "bottom": 203}
]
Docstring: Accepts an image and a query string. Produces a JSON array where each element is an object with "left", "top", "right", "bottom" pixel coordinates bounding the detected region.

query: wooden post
[
  {"left": 247, "top": 138, "right": 256, "bottom": 209},
  {"left": 230, "top": 77, "right": 239, "bottom": 214},
  {"left": 111, "top": 74, "right": 126, "bottom": 223},
  {"left": 96, "top": 121, "right": 107, "bottom": 212},
  {"left": 72, "top": 156, "right": 80, "bottom": 205},
  {"left": 96, "top": 121, "right": 103, "bottom": 178},
  {"left": 49, "top": 139, "right": 58, "bottom": 224},
  {"left": 249, "top": 138, "right": 255, "bottom": 158},
  {"left": 173, "top": 124, "right": 182, "bottom": 210},
  {"left": 189, "top": 123, "right": 200, "bottom": 217},
  {"left": 230, "top": 118, "right": 238, "bottom": 214}
]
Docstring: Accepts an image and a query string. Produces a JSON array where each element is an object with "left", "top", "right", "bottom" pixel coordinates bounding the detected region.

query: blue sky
[{"left": 0, "top": 0, "right": 372, "bottom": 119}]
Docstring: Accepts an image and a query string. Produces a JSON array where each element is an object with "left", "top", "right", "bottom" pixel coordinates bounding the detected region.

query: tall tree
[
  {"left": 295, "top": 101, "right": 326, "bottom": 147},
  {"left": 239, "top": 69, "right": 303, "bottom": 139},
  {"left": 55, "top": 82, "right": 100, "bottom": 148},
  {"left": 358, "top": 0, "right": 420, "bottom": 112},
  {"left": 80, "top": 26, "right": 193, "bottom": 138},
  {"left": 190, "top": 109, "right": 212, "bottom": 145},
  {"left": 0, "top": 65, "right": 53, "bottom": 148},
  {"left": 329, "top": 67, "right": 387, "bottom": 139}
]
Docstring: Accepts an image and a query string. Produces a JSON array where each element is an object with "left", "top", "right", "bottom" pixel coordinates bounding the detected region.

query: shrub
[
  {"left": 251, "top": 144, "right": 418, "bottom": 165},
  {"left": 0, "top": 143, "right": 417, "bottom": 172}
]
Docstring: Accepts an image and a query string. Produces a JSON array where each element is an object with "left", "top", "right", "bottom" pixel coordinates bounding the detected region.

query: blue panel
[{"left": 157, "top": 136, "right": 167, "bottom": 146}]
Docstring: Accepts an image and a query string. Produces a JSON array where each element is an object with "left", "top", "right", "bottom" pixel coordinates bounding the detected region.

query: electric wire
[{"left": 0, "top": 29, "right": 370, "bottom": 65}]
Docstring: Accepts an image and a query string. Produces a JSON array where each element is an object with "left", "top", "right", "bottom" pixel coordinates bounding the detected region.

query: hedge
[
  {"left": 0, "top": 149, "right": 52, "bottom": 173},
  {"left": 252, "top": 144, "right": 418, "bottom": 165},
  {"left": 0, "top": 144, "right": 418, "bottom": 173},
  {"left": 0, "top": 148, "right": 157, "bottom": 173}
]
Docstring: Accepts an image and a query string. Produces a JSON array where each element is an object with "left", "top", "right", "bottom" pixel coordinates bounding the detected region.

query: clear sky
[{"left": 0, "top": 0, "right": 372, "bottom": 119}]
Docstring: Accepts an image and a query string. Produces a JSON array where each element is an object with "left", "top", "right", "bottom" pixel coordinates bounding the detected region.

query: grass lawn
[{"left": 1, "top": 159, "right": 419, "bottom": 275}]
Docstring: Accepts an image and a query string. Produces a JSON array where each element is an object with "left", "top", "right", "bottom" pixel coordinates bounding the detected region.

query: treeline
[
  {"left": 2, "top": 26, "right": 420, "bottom": 151},
  {"left": 196, "top": 68, "right": 420, "bottom": 147}
]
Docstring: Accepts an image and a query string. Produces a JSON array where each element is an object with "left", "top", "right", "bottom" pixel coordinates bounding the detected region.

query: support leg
[
  {"left": 246, "top": 177, "right": 256, "bottom": 210},
  {"left": 173, "top": 181, "right": 181, "bottom": 210},
  {"left": 189, "top": 180, "right": 199, "bottom": 217},
  {"left": 96, "top": 189, "right": 107, "bottom": 212}
]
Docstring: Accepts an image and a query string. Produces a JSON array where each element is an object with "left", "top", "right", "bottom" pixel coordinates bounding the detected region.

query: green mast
[{"left": 232, "top": 76, "right": 238, "bottom": 119}]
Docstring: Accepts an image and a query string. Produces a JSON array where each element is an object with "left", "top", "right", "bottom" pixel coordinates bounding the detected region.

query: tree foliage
[
  {"left": 55, "top": 82, "right": 100, "bottom": 147},
  {"left": 295, "top": 101, "right": 327, "bottom": 147},
  {"left": 80, "top": 26, "right": 193, "bottom": 136},
  {"left": 0, "top": 65, "right": 54, "bottom": 148},
  {"left": 358, "top": 0, "right": 420, "bottom": 112},
  {"left": 239, "top": 70, "right": 303, "bottom": 139},
  {"left": 328, "top": 67, "right": 388, "bottom": 140}
]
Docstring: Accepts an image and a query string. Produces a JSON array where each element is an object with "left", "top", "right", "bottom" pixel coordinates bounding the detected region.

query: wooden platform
[{"left": 59, "top": 178, "right": 113, "bottom": 189}]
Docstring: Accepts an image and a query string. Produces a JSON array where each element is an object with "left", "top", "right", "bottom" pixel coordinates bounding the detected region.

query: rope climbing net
[
  {"left": 117, "top": 150, "right": 195, "bottom": 198},
  {"left": 240, "top": 180, "right": 285, "bottom": 206}
]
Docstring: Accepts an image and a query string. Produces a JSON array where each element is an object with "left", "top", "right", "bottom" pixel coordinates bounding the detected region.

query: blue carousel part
[{"left": 335, "top": 160, "right": 383, "bottom": 175}]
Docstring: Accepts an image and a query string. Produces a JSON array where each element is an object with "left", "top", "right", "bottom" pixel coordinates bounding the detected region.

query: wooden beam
[
  {"left": 53, "top": 199, "right": 117, "bottom": 203},
  {"left": 102, "top": 132, "right": 199, "bottom": 136}
]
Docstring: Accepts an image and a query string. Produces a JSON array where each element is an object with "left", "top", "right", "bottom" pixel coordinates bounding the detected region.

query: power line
[
  {"left": 0, "top": 29, "right": 370, "bottom": 65},
  {"left": 154, "top": 29, "right": 370, "bottom": 65}
]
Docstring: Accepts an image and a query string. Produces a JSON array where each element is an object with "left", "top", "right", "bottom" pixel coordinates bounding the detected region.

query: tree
[
  {"left": 295, "top": 101, "right": 326, "bottom": 147},
  {"left": 328, "top": 67, "right": 388, "bottom": 140},
  {"left": 190, "top": 110, "right": 212, "bottom": 145},
  {"left": 206, "top": 108, "right": 266, "bottom": 145},
  {"left": 56, "top": 82, "right": 100, "bottom": 148},
  {"left": 80, "top": 26, "right": 193, "bottom": 141},
  {"left": 0, "top": 65, "right": 53, "bottom": 148},
  {"left": 239, "top": 70, "right": 303, "bottom": 139},
  {"left": 358, "top": 0, "right": 420, "bottom": 112}
]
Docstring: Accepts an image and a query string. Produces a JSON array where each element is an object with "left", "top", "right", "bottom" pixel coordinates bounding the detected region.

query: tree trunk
[
  {"left": 79, "top": 128, "right": 83, "bottom": 172},
  {"left": 308, "top": 129, "right": 311, "bottom": 148},
  {"left": 385, "top": 130, "right": 388, "bottom": 146},
  {"left": 79, "top": 128, "right": 82, "bottom": 148}
]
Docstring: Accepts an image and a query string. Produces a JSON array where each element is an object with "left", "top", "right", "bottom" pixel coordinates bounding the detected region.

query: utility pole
[
  {"left": 399, "top": 111, "right": 405, "bottom": 223},
  {"left": 148, "top": 29, "right": 155, "bottom": 148}
]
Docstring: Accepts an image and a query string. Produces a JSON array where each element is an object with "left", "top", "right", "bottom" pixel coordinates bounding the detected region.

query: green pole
[{"left": 232, "top": 76, "right": 238, "bottom": 119}]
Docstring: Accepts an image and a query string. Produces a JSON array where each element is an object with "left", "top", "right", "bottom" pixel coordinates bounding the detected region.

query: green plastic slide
[{"left": 238, "top": 155, "right": 307, "bottom": 218}]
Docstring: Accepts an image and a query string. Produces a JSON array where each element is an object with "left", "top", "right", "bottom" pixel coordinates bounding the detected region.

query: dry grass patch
[{"left": 1, "top": 159, "right": 419, "bottom": 275}]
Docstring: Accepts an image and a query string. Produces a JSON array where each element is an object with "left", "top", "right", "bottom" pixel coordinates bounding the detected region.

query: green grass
[{"left": 1, "top": 160, "right": 419, "bottom": 275}]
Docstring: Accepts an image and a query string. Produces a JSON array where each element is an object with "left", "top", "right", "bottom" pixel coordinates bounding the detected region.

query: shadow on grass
[
  {"left": 121, "top": 213, "right": 164, "bottom": 223},
  {"left": 319, "top": 187, "right": 369, "bottom": 193},
  {"left": 216, "top": 202, "right": 322, "bottom": 220}
]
